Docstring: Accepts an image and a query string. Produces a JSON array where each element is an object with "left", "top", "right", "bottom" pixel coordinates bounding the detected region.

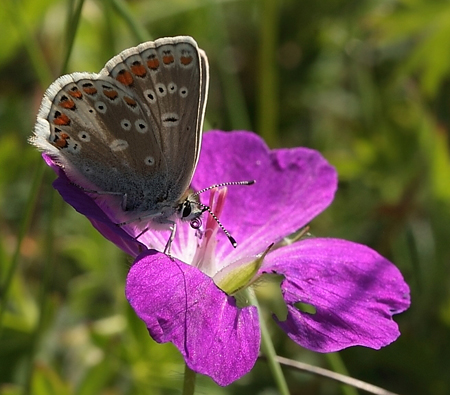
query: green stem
[
  {"left": 207, "top": 3, "right": 252, "bottom": 131},
  {"left": 101, "top": 0, "right": 117, "bottom": 56},
  {"left": 0, "top": 161, "right": 44, "bottom": 337},
  {"left": 108, "top": 0, "right": 150, "bottom": 43},
  {"left": 257, "top": 0, "right": 280, "bottom": 147},
  {"left": 23, "top": 188, "right": 59, "bottom": 395},
  {"left": 61, "top": 0, "right": 86, "bottom": 74},
  {"left": 182, "top": 362, "right": 197, "bottom": 395},
  {"left": 245, "top": 289, "right": 290, "bottom": 395},
  {"left": 326, "top": 353, "right": 359, "bottom": 395},
  {"left": 5, "top": 0, "right": 53, "bottom": 86}
]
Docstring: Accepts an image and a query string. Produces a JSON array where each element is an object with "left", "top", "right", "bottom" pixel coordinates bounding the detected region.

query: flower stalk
[
  {"left": 183, "top": 363, "right": 197, "bottom": 395},
  {"left": 246, "top": 289, "right": 290, "bottom": 395}
]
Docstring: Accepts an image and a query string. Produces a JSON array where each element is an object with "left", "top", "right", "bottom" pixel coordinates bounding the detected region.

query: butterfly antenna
[
  {"left": 193, "top": 200, "right": 237, "bottom": 248},
  {"left": 193, "top": 180, "right": 255, "bottom": 196},
  {"left": 190, "top": 180, "right": 255, "bottom": 248}
]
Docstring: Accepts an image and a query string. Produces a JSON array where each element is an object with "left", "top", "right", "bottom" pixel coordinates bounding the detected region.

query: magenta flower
[{"left": 44, "top": 131, "right": 410, "bottom": 387}]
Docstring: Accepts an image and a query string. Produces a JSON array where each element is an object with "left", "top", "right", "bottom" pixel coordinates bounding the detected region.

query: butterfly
[{"left": 30, "top": 36, "right": 210, "bottom": 253}]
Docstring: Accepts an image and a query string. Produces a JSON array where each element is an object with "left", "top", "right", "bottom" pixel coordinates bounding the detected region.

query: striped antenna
[{"left": 190, "top": 180, "right": 255, "bottom": 247}]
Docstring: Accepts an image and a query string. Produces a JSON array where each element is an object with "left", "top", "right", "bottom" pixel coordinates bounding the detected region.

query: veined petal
[
  {"left": 192, "top": 131, "right": 338, "bottom": 264},
  {"left": 126, "top": 250, "right": 261, "bottom": 386},
  {"left": 260, "top": 238, "right": 410, "bottom": 352}
]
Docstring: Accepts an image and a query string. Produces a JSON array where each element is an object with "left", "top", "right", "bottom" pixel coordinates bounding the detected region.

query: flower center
[
  {"left": 191, "top": 187, "right": 228, "bottom": 277},
  {"left": 189, "top": 186, "right": 266, "bottom": 295}
]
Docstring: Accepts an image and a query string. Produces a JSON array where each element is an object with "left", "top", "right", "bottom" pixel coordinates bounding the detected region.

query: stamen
[
  {"left": 190, "top": 200, "right": 236, "bottom": 247},
  {"left": 193, "top": 187, "right": 226, "bottom": 275}
]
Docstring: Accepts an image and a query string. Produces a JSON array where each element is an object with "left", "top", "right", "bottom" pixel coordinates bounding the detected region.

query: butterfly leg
[
  {"left": 119, "top": 215, "right": 176, "bottom": 257},
  {"left": 121, "top": 193, "right": 128, "bottom": 211},
  {"left": 164, "top": 221, "right": 176, "bottom": 257}
]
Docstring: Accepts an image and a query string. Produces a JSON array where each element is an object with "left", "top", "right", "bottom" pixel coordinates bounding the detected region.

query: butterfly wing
[
  {"left": 31, "top": 37, "right": 208, "bottom": 221},
  {"left": 101, "top": 36, "right": 209, "bottom": 202},
  {"left": 32, "top": 71, "right": 168, "bottom": 211}
]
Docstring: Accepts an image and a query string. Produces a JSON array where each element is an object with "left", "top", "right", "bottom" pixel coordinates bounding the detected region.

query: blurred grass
[{"left": 1, "top": 0, "right": 450, "bottom": 394}]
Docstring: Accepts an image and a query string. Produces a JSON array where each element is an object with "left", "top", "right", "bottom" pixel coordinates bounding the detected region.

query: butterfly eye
[{"left": 181, "top": 202, "right": 192, "bottom": 219}]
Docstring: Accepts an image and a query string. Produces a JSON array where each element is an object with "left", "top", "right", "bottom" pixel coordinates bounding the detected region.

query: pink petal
[
  {"left": 261, "top": 238, "right": 410, "bottom": 352},
  {"left": 126, "top": 250, "right": 261, "bottom": 386}
]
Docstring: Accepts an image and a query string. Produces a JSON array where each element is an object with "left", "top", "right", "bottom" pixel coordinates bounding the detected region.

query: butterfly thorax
[
  {"left": 176, "top": 192, "right": 204, "bottom": 222},
  {"left": 115, "top": 183, "right": 203, "bottom": 225}
]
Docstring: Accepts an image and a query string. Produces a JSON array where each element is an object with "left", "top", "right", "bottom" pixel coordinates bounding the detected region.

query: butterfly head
[{"left": 177, "top": 192, "right": 206, "bottom": 227}]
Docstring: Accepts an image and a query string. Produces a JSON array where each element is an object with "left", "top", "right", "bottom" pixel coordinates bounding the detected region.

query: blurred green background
[{"left": 1, "top": 0, "right": 449, "bottom": 394}]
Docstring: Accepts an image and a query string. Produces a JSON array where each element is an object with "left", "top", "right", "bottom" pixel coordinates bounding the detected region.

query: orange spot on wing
[
  {"left": 53, "top": 112, "right": 71, "bottom": 126},
  {"left": 123, "top": 96, "right": 137, "bottom": 107},
  {"left": 68, "top": 87, "right": 82, "bottom": 99},
  {"left": 83, "top": 85, "right": 97, "bottom": 95},
  {"left": 180, "top": 56, "right": 193, "bottom": 65},
  {"left": 163, "top": 55, "right": 174, "bottom": 65},
  {"left": 131, "top": 63, "right": 147, "bottom": 77},
  {"left": 103, "top": 89, "right": 119, "bottom": 100},
  {"left": 59, "top": 96, "right": 76, "bottom": 110},
  {"left": 147, "top": 57, "right": 159, "bottom": 70},
  {"left": 53, "top": 132, "right": 70, "bottom": 148},
  {"left": 116, "top": 70, "right": 134, "bottom": 86}
]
